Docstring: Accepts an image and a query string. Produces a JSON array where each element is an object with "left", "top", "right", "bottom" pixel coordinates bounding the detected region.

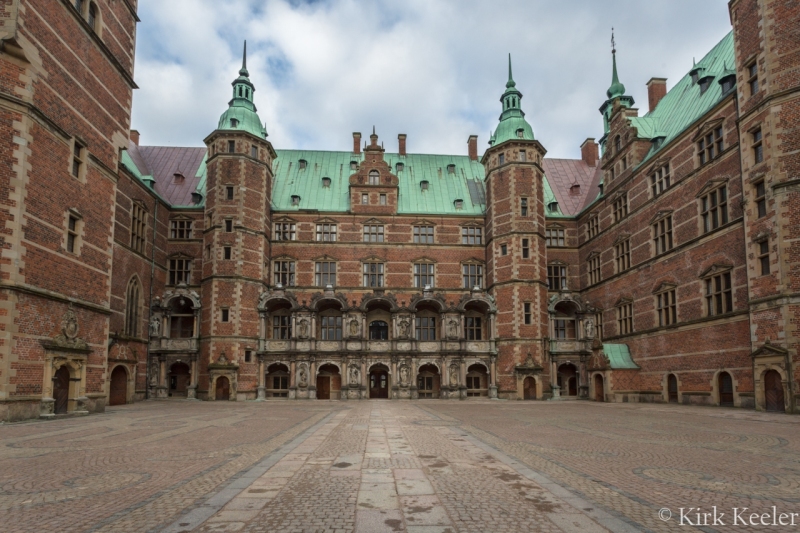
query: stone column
[
  {"left": 187, "top": 354, "right": 198, "bottom": 400},
  {"left": 158, "top": 355, "right": 168, "bottom": 398},
  {"left": 410, "top": 356, "right": 419, "bottom": 399},
  {"left": 361, "top": 357, "right": 368, "bottom": 399},
  {"left": 257, "top": 355, "right": 266, "bottom": 400},
  {"left": 489, "top": 355, "right": 498, "bottom": 399},
  {"left": 578, "top": 359, "right": 588, "bottom": 399},
  {"left": 40, "top": 357, "right": 55, "bottom": 418},
  {"left": 391, "top": 356, "right": 398, "bottom": 399},
  {"left": 309, "top": 356, "right": 317, "bottom": 400},
  {"left": 550, "top": 358, "right": 561, "bottom": 400},
  {"left": 76, "top": 361, "right": 89, "bottom": 414},
  {"left": 289, "top": 357, "right": 297, "bottom": 399},
  {"left": 459, "top": 357, "right": 467, "bottom": 400}
]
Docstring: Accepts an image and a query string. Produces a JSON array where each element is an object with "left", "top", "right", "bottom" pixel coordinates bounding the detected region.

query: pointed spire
[
  {"left": 239, "top": 41, "right": 249, "bottom": 77},
  {"left": 506, "top": 53, "right": 515, "bottom": 88},
  {"left": 606, "top": 28, "right": 626, "bottom": 99}
]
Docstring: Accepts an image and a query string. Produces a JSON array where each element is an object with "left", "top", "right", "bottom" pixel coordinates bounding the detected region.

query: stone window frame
[
  {"left": 521, "top": 238, "right": 529, "bottom": 259},
  {"left": 700, "top": 265, "right": 733, "bottom": 317},
  {"left": 520, "top": 197, "right": 529, "bottom": 217},
  {"left": 651, "top": 210, "right": 674, "bottom": 256},
  {"left": 461, "top": 261, "right": 484, "bottom": 289},
  {"left": 314, "top": 260, "right": 337, "bottom": 287},
  {"left": 755, "top": 235, "right": 771, "bottom": 276},
  {"left": 594, "top": 310, "right": 604, "bottom": 340},
  {"left": 523, "top": 302, "right": 532, "bottom": 325},
  {"left": 461, "top": 224, "right": 483, "bottom": 245},
  {"left": 87, "top": 1, "right": 101, "bottom": 34},
  {"left": 363, "top": 223, "right": 385, "bottom": 243},
  {"left": 614, "top": 235, "right": 631, "bottom": 273},
  {"left": 124, "top": 276, "right": 142, "bottom": 338},
  {"left": 547, "top": 262, "right": 567, "bottom": 291},
  {"left": 698, "top": 180, "right": 729, "bottom": 234},
  {"left": 413, "top": 260, "right": 435, "bottom": 288},
  {"left": 587, "top": 214, "right": 599, "bottom": 239},
  {"left": 754, "top": 180, "right": 767, "bottom": 218},
  {"left": 649, "top": 162, "right": 671, "bottom": 197},
  {"left": 545, "top": 225, "right": 565, "bottom": 247},
  {"left": 464, "top": 314, "right": 483, "bottom": 341},
  {"left": 746, "top": 60, "right": 759, "bottom": 97},
  {"left": 696, "top": 124, "right": 724, "bottom": 167},
  {"left": 413, "top": 224, "right": 435, "bottom": 244},
  {"left": 167, "top": 255, "right": 192, "bottom": 286},
  {"left": 130, "top": 200, "right": 148, "bottom": 254},
  {"left": 362, "top": 260, "right": 385, "bottom": 288},
  {"left": 612, "top": 192, "right": 628, "bottom": 222},
  {"left": 752, "top": 127, "right": 763, "bottom": 164},
  {"left": 414, "top": 314, "right": 437, "bottom": 341},
  {"left": 169, "top": 217, "right": 193, "bottom": 239},
  {"left": 587, "top": 252, "right": 601, "bottom": 286},
  {"left": 223, "top": 246, "right": 232, "bottom": 260},
  {"left": 315, "top": 221, "right": 338, "bottom": 242},
  {"left": 653, "top": 282, "right": 678, "bottom": 327},
  {"left": 272, "top": 258, "right": 296, "bottom": 287},
  {"left": 70, "top": 137, "right": 87, "bottom": 182},
  {"left": 225, "top": 184, "right": 235, "bottom": 200},
  {"left": 615, "top": 298, "right": 634, "bottom": 336},
  {"left": 220, "top": 308, "right": 230, "bottom": 323},
  {"left": 64, "top": 208, "right": 83, "bottom": 255},
  {"left": 273, "top": 221, "right": 297, "bottom": 241},
  {"left": 368, "top": 169, "right": 380, "bottom": 185},
  {"left": 379, "top": 193, "right": 387, "bottom": 205}
]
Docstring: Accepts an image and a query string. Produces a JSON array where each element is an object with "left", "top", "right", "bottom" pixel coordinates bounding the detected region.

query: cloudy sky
[{"left": 131, "top": 0, "right": 733, "bottom": 159}]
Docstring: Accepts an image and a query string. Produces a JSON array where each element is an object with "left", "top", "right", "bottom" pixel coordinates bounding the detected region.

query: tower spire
[
  {"left": 606, "top": 28, "right": 626, "bottom": 99},
  {"left": 507, "top": 53, "right": 515, "bottom": 88},
  {"left": 240, "top": 40, "right": 249, "bottom": 77}
]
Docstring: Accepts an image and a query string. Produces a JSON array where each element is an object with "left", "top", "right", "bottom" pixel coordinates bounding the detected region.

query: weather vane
[{"left": 611, "top": 27, "right": 616, "bottom": 54}]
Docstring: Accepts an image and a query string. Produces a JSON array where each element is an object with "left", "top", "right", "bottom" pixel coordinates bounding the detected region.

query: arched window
[
  {"left": 75, "top": 0, "right": 84, "bottom": 14},
  {"left": 369, "top": 320, "right": 389, "bottom": 340},
  {"left": 124, "top": 278, "right": 140, "bottom": 337},
  {"left": 169, "top": 298, "right": 195, "bottom": 339},
  {"left": 88, "top": 2, "right": 98, "bottom": 30},
  {"left": 614, "top": 135, "right": 621, "bottom": 154},
  {"left": 368, "top": 170, "right": 380, "bottom": 185}
]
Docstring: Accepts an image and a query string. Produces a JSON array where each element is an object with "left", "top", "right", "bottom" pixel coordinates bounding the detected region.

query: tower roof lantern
[
  {"left": 216, "top": 40, "right": 267, "bottom": 139},
  {"left": 490, "top": 54, "right": 534, "bottom": 146}
]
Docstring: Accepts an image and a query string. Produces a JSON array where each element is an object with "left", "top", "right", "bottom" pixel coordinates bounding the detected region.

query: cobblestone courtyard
[{"left": 0, "top": 400, "right": 798, "bottom": 532}]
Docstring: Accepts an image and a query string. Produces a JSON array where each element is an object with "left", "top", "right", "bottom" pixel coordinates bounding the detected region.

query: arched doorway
[
  {"left": 316, "top": 364, "right": 341, "bottom": 400},
  {"left": 169, "top": 362, "right": 190, "bottom": 397},
  {"left": 594, "top": 374, "right": 604, "bottom": 402},
  {"left": 523, "top": 376, "right": 536, "bottom": 400},
  {"left": 216, "top": 376, "right": 230, "bottom": 401},
  {"left": 764, "top": 370, "right": 785, "bottom": 412},
  {"left": 369, "top": 365, "right": 389, "bottom": 399},
  {"left": 109, "top": 366, "right": 128, "bottom": 406},
  {"left": 266, "top": 363, "right": 289, "bottom": 398},
  {"left": 667, "top": 374, "right": 678, "bottom": 403},
  {"left": 418, "top": 364, "right": 440, "bottom": 398},
  {"left": 53, "top": 366, "right": 70, "bottom": 414},
  {"left": 718, "top": 371, "right": 734, "bottom": 406},
  {"left": 466, "top": 364, "right": 488, "bottom": 397},
  {"left": 557, "top": 364, "right": 578, "bottom": 396}
]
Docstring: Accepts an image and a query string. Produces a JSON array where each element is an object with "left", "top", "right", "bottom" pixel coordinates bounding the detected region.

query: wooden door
[
  {"left": 216, "top": 376, "right": 230, "bottom": 401},
  {"left": 668, "top": 374, "right": 678, "bottom": 403},
  {"left": 109, "top": 366, "right": 127, "bottom": 406},
  {"left": 764, "top": 370, "right": 785, "bottom": 412},
  {"left": 54, "top": 366, "right": 70, "bottom": 414},
  {"left": 523, "top": 377, "right": 536, "bottom": 400},
  {"left": 370, "top": 370, "right": 388, "bottom": 399},
  {"left": 569, "top": 377, "right": 577, "bottom": 396},
  {"left": 594, "top": 374, "right": 604, "bottom": 402},
  {"left": 316, "top": 376, "right": 330, "bottom": 400},
  {"left": 719, "top": 372, "right": 734, "bottom": 406}
]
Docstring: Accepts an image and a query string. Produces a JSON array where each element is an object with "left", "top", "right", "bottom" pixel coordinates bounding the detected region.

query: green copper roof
[
  {"left": 631, "top": 31, "right": 734, "bottom": 166},
  {"left": 603, "top": 343, "right": 639, "bottom": 369},
  {"left": 490, "top": 54, "right": 534, "bottom": 146},
  {"left": 217, "top": 41, "right": 268, "bottom": 139},
  {"left": 606, "top": 50, "right": 626, "bottom": 99}
]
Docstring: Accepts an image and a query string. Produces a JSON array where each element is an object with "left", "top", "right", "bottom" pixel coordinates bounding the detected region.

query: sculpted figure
[
  {"left": 399, "top": 365, "right": 410, "bottom": 386},
  {"left": 149, "top": 316, "right": 161, "bottom": 337},
  {"left": 584, "top": 318, "right": 595, "bottom": 339},
  {"left": 398, "top": 319, "right": 409, "bottom": 338},
  {"left": 298, "top": 364, "right": 308, "bottom": 387},
  {"left": 349, "top": 319, "right": 359, "bottom": 337},
  {"left": 149, "top": 361, "right": 159, "bottom": 387},
  {"left": 447, "top": 319, "right": 458, "bottom": 339},
  {"left": 349, "top": 365, "right": 360, "bottom": 386},
  {"left": 449, "top": 365, "right": 459, "bottom": 387},
  {"left": 298, "top": 319, "right": 309, "bottom": 338}
]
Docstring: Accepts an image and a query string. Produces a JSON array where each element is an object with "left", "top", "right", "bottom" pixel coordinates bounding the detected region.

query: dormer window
[
  {"left": 447, "top": 164, "right": 455, "bottom": 174},
  {"left": 291, "top": 195, "right": 301, "bottom": 206},
  {"left": 454, "top": 199, "right": 464, "bottom": 210},
  {"left": 691, "top": 70, "right": 700, "bottom": 84},
  {"left": 230, "top": 118, "right": 239, "bottom": 128},
  {"left": 420, "top": 180, "right": 429, "bottom": 191},
  {"left": 396, "top": 162, "right": 404, "bottom": 172},
  {"left": 298, "top": 159, "right": 307, "bottom": 170},
  {"left": 699, "top": 76, "right": 714, "bottom": 95},
  {"left": 350, "top": 161, "right": 358, "bottom": 171},
  {"left": 548, "top": 201, "right": 559, "bottom": 213},
  {"left": 173, "top": 172, "right": 185, "bottom": 183},
  {"left": 516, "top": 128, "right": 524, "bottom": 139},
  {"left": 570, "top": 184, "right": 581, "bottom": 195},
  {"left": 368, "top": 170, "right": 380, "bottom": 185},
  {"left": 322, "top": 177, "right": 331, "bottom": 188},
  {"left": 719, "top": 75, "right": 735, "bottom": 94}
]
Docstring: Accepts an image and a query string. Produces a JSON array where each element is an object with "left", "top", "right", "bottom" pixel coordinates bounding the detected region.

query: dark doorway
[
  {"left": 317, "top": 375, "right": 330, "bottom": 399},
  {"left": 594, "top": 374, "right": 604, "bottom": 402},
  {"left": 369, "top": 366, "right": 389, "bottom": 399},
  {"left": 53, "top": 366, "right": 70, "bottom": 414},
  {"left": 418, "top": 364, "right": 439, "bottom": 398},
  {"left": 557, "top": 364, "right": 578, "bottom": 396},
  {"left": 169, "top": 362, "right": 190, "bottom": 397},
  {"left": 216, "top": 376, "right": 230, "bottom": 401},
  {"left": 266, "top": 363, "right": 289, "bottom": 398},
  {"left": 523, "top": 376, "right": 536, "bottom": 400},
  {"left": 109, "top": 366, "right": 128, "bottom": 406},
  {"left": 764, "top": 370, "right": 785, "bottom": 413},
  {"left": 718, "top": 372, "right": 734, "bottom": 406},
  {"left": 668, "top": 374, "right": 678, "bottom": 403},
  {"left": 316, "top": 364, "right": 340, "bottom": 400}
]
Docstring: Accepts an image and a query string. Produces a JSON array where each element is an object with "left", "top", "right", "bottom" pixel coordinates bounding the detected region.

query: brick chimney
[
  {"left": 130, "top": 129, "right": 140, "bottom": 146},
  {"left": 580, "top": 138, "right": 598, "bottom": 167},
  {"left": 353, "top": 132, "right": 361, "bottom": 154},
  {"left": 468, "top": 135, "right": 478, "bottom": 161},
  {"left": 398, "top": 134, "right": 407, "bottom": 156},
  {"left": 646, "top": 78, "right": 667, "bottom": 113}
]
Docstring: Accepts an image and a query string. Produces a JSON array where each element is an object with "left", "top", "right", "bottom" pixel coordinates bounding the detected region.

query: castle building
[{"left": 0, "top": 0, "right": 798, "bottom": 422}]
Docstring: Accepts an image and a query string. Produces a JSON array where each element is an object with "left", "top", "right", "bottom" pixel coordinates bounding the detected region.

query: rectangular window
[
  {"left": 72, "top": 140, "right": 85, "bottom": 179},
  {"left": 500, "top": 244, "right": 508, "bottom": 256},
  {"left": 587, "top": 215, "right": 599, "bottom": 239},
  {"left": 755, "top": 181, "right": 767, "bottom": 218},
  {"left": 588, "top": 255, "right": 601, "bottom": 285},
  {"left": 379, "top": 193, "right": 387, "bottom": 205},
  {"left": 361, "top": 193, "right": 368, "bottom": 205},
  {"left": 274, "top": 222, "right": 296, "bottom": 241},
  {"left": 66, "top": 215, "right": 78, "bottom": 253},
  {"left": 462, "top": 264, "right": 483, "bottom": 289},
  {"left": 617, "top": 303, "right": 633, "bottom": 335},
  {"left": 753, "top": 129, "right": 763, "bottom": 164},
  {"left": 251, "top": 145, "right": 258, "bottom": 158},
  {"left": 273, "top": 261, "right": 295, "bottom": 286},
  {"left": 245, "top": 350, "right": 252, "bottom": 363},
  {"left": 545, "top": 228, "right": 565, "bottom": 247},
  {"left": 759, "top": 240, "right": 770, "bottom": 275},
  {"left": 363, "top": 262, "right": 384, "bottom": 287},
  {"left": 413, "top": 225, "right": 434, "bottom": 243},
  {"left": 521, "top": 197, "right": 528, "bottom": 216},
  {"left": 615, "top": 239, "right": 631, "bottom": 272},
  {"left": 524, "top": 302, "right": 532, "bottom": 325},
  {"left": 169, "top": 258, "right": 191, "bottom": 285},
  {"left": 748, "top": 62, "right": 758, "bottom": 96},
  {"left": 498, "top": 153, "right": 505, "bottom": 165},
  {"left": 414, "top": 263, "right": 435, "bottom": 288},
  {"left": 226, "top": 186, "right": 234, "bottom": 200},
  {"left": 553, "top": 319, "right": 576, "bottom": 339},
  {"left": 698, "top": 128, "right": 723, "bottom": 166},
  {"left": 650, "top": 164, "right": 671, "bottom": 197},
  {"left": 465, "top": 316, "right": 482, "bottom": 340},
  {"left": 272, "top": 315, "right": 291, "bottom": 339},
  {"left": 705, "top": 272, "right": 733, "bottom": 316},
  {"left": 170, "top": 219, "right": 192, "bottom": 239},
  {"left": 657, "top": 290, "right": 677, "bottom": 327},
  {"left": 316, "top": 223, "right": 337, "bottom": 242},
  {"left": 613, "top": 194, "right": 628, "bottom": 222},
  {"left": 547, "top": 264, "right": 567, "bottom": 291},
  {"left": 228, "top": 140, "right": 235, "bottom": 153},
  {"left": 225, "top": 219, "right": 233, "bottom": 233},
  {"left": 653, "top": 216, "right": 674, "bottom": 255},
  {"left": 363, "top": 225, "right": 384, "bottom": 242},
  {"left": 462, "top": 226, "right": 483, "bottom": 245},
  {"left": 223, "top": 246, "right": 232, "bottom": 260},
  {"left": 221, "top": 308, "right": 230, "bottom": 322},
  {"left": 315, "top": 261, "right": 337, "bottom": 286},
  {"left": 594, "top": 311, "right": 603, "bottom": 340},
  {"left": 522, "top": 238, "right": 529, "bottom": 259},
  {"left": 519, "top": 150, "right": 527, "bottom": 162},
  {"left": 130, "top": 203, "right": 147, "bottom": 254},
  {"left": 701, "top": 185, "right": 728, "bottom": 233},
  {"left": 415, "top": 317, "right": 436, "bottom": 341},
  {"left": 320, "top": 316, "right": 343, "bottom": 340}
]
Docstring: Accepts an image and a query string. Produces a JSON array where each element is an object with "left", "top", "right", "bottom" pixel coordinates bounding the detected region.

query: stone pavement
[{"left": 0, "top": 400, "right": 798, "bottom": 532}]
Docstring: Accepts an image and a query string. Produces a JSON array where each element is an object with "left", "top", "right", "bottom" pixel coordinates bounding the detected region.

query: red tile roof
[
  {"left": 542, "top": 158, "right": 598, "bottom": 216},
  {"left": 127, "top": 142, "right": 205, "bottom": 206}
]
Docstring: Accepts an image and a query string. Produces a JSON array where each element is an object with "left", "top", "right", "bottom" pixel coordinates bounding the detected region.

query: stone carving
[
  {"left": 447, "top": 319, "right": 458, "bottom": 339},
  {"left": 298, "top": 318, "right": 309, "bottom": 339},
  {"left": 397, "top": 317, "right": 410, "bottom": 338},
  {"left": 149, "top": 315, "right": 161, "bottom": 337},
  {"left": 149, "top": 360, "right": 159, "bottom": 387},
  {"left": 399, "top": 364, "right": 410, "bottom": 386},
  {"left": 43, "top": 304, "right": 89, "bottom": 351},
  {"left": 449, "top": 364, "right": 459, "bottom": 387},
  {"left": 298, "top": 363, "right": 308, "bottom": 388},
  {"left": 584, "top": 318, "right": 595, "bottom": 339},
  {"left": 349, "top": 365, "right": 360, "bottom": 386},
  {"left": 349, "top": 319, "right": 360, "bottom": 337},
  {"left": 218, "top": 352, "right": 229, "bottom": 364}
]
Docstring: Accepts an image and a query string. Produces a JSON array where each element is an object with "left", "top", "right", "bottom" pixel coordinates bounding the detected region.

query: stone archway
[
  {"left": 109, "top": 366, "right": 128, "bottom": 406},
  {"left": 718, "top": 371, "right": 734, "bottom": 406},
  {"left": 557, "top": 363, "right": 578, "bottom": 397},
  {"left": 216, "top": 376, "right": 231, "bottom": 401},
  {"left": 316, "top": 363, "right": 341, "bottom": 400},
  {"left": 764, "top": 370, "right": 785, "bottom": 413},
  {"left": 417, "top": 364, "right": 440, "bottom": 398},
  {"left": 369, "top": 364, "right": 389, "bottom": 399},
  {"left": 523, "top": 376, "right": 536, "bottom": 400}
]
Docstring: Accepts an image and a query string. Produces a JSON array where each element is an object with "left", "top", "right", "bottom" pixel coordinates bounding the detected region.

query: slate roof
[
  {"left": 123, "top": 142, "right": 206, "bottom": 206},
  {"left": 541, "top": 159, "right": 597, "bottom": 216}
]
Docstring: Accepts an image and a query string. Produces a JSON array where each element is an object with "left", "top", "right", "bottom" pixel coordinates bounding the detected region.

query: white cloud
[{"left": 131, "top": 0, "right": 732, "bottom": 158}]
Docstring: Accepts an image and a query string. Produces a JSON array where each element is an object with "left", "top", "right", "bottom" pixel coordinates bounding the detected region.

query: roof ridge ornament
[
  {"left": 240, "top": 40, "right": 248, "bottom": 76},
  {"left": 607, "top": 27, "right": 626, "bottom": 99},
  {"left": 506, "top": 53, "right": 515, "bottom": 88}
]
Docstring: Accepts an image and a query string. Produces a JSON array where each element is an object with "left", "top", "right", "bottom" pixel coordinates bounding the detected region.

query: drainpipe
[{"left": 145, "top": 201, "right": 159, "bottom": 399}]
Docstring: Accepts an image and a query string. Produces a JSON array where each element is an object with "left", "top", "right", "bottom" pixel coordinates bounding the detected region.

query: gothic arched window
[{"left": 124, "top": 278, "right": 140, "bottom": 337}]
